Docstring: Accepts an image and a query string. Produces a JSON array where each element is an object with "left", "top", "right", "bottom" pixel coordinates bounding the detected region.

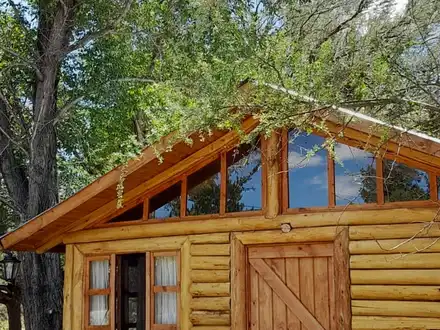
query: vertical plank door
[{"left": 247, "top": 243, "right": 336, "bottom": 330}]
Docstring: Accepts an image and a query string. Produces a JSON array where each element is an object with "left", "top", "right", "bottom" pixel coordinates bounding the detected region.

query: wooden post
[
  {"left": 334, "top": 227, "right": 351, "bottom": 329},
  {"left": 180, "top": 239, "right": 191, "bottom": 330},
  {"left": 62, "top": 244, "right": 74, "bottom": 330},
  {"left": 231, "top": 235, "right": 246, "bottom": 330},
  {"left": 265, "top": 131, "right": 280, "bottom": 218}
]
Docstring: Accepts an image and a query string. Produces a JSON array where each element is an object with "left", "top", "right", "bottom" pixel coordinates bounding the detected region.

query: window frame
[
  {"left": 141, "top": 138, "right": 265, "bottom": 223},
  {"left": 147, "top": 251, "right": 180, "bottom": 330},
  {"left": 84, "top": 255, "right": 116, "bottom": 330},
  {"left": 281, "top": 129, "right": 440, "bottom": 214}
]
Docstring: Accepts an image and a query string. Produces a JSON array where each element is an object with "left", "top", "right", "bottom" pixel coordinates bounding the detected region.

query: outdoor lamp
[{"left": 0, "top": 251, "right": 20, "bottom": 283}]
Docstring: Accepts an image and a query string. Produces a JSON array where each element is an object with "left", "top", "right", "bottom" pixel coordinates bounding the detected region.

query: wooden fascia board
[
  {"left": 324, "top": 120, "right": 440, "bottom": 171},
  {"left": 34, "top": 116, "right": 260, "bottom": 253},
  {"left": 0, "top": 130, "right": 181, "bottom": 250}
]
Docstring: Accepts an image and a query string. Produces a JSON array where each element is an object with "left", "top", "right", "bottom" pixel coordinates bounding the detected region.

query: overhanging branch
[{"left": 63, "top": 0, "right": 134, "bottom": 55}]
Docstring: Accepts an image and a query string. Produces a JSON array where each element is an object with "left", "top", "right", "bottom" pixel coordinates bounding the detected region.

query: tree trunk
[
  {"left": 7, "top": 293, "right": 22, "bottom": 330},
  {"left": 18, "top": 1, "right": 76, "bottom": 329}
]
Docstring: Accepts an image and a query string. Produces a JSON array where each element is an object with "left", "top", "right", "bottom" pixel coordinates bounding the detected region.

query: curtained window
[
  {"left": 151, "top": 252, "right": 179, "bottom": 326},
  {"left": 85, "top": 257, "right": 114, "bottom": 329}
]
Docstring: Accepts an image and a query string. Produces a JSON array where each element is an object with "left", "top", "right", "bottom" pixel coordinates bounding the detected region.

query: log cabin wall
[
  {"left": 60, "top": 131, "right": 440, "bottom": 330},
  {"left": 62, "top": 209, "right": 440, "bottom": 330}
]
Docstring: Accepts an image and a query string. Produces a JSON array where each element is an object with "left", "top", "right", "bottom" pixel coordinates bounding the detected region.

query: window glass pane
[
  {"left": 154, "top": 292, "right": 177, "bottom": 324},
  {"left": 187, "top": 159, "right": 221, "bottom": 215},
  {"left": 89, "top": 260, "right": 109, "bottom": 289},
  {"left": 89, "top": 295, "right": 109, "bottom": 325},
  {"left": 227, "top": 142, "right": 262, "bottom": 212},
  {"left": 334, "top": 144, "right": 377, "bottom": 205},
  {"left": 128, "top": 297, "right": 137, "bottom": 324},
  {"left": 154, "top": 256, "right": 177, "bottom": 286},
  {"left": 149, "top": 182, "right": 181, "bottom": 219},
  {"left": 288, "top": 131, "right": 328, "bottom": 208},
  {"left": 110, "top": 203, "right": 143, "bottom": 223},
  {"left": 384, "top": 159, "right": 430, "bottom": 202}
]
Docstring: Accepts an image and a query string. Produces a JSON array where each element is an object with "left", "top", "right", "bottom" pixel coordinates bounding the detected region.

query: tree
[{"left": 0, "top": 0, "right": 439, "bottom": 328}]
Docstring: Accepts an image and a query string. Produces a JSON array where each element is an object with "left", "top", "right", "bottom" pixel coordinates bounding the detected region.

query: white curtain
[
  {"left": 90, "top": 260, "right": 110, "bottom": 325},
  {"left": 154, "top": 256, "right": 177, "bottom": 324}
]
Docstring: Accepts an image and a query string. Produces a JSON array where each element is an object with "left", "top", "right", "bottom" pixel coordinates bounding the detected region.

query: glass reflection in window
[
  {"left": 227, "top": 142, "right": 262, "bottom": 212},
  {"left": 187, "top": 159, "right": 221, "bottom": 216},
  {"left": 334, "top": 144, "right": 377, "bottom": 205},
  {"left": 149, "top": 182, "right": 181, "bottom": 219},
  {"left": 288, "top": 130, "right": 328, "bottom": 208},
  {"left": 383, "top": 159, "right": 430, "bottom": 202}
]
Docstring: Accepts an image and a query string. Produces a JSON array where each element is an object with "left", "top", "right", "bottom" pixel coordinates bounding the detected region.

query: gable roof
[{"left": 2, "top": 93, "right": 440, "bottom": 253}]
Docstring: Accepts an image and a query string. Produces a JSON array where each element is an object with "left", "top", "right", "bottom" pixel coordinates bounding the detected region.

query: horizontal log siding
[
  {"left": 349, "top": 221, "right": 440, "bottom": 329},
  {"left": 189, "top": 234, "right": 231, "bottom": 329}
]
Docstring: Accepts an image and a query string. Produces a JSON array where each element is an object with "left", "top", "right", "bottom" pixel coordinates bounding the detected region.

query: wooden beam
[
  {"left": 351, "top": 269, "right": 440, "bottom": 285},
  {"left": 265, "top": 131, "right": 280, "bottom": 218},
  {"left": 62, "top": 208, "right": 440, "bottom": 246},
  {"left": 430, "top": 173, "right": 438, "bottom": 201},
  {"left": 351, "top": 285, "right": 440, "bottom": 301},
  {"left": 231, "top": 235, "right": 246, "bottom": 330},
  {"left": 352, "top": 300, "right": 440, "bottom": 318},
  {"left": 376, "top": 157, "right": 384, "bottom": 205},
  {"left": 327, "top": 152, "right": 336, "bottom": 207},
  {"left": 352, "top": 316, "right": 440, "bottom": 330},
  {"left": 334, "top": 227, "right": 351, "bottom": 330},
  {"left": 235, "top": 227, "right": 343, "bottom": 245},
  {"left": 351, "top": 253, "right": 440, "bottom": 269},
  {"left": 180, "top": 239, "right": 191, "bottom": 330},
  {"left": 349, "top": 222, "right": 440, "bottom": 240},
  {"left": 220, "top": 152, "right": 227, "bottom": 216},
  {"left": 190, "top": 283, "right": 230, "bottom": 297},
  {"left": 72, "top": 246, "right": 84, "bottom": 330},
  {"left": 349, "top": 237, "right": 440, "bottom": 254},
  {"left": 33, "top": 117, "right": 259, "bottom": 253},
  {"left": 62, "top": 244, "right": 74, "bottom": 330},
  {"left": 77, "top": 235, "right": 187, "bottom": 255}
]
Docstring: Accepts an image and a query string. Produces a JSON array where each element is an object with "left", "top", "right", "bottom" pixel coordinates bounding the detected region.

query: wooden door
[{"left": 248, "top": 243, "right": 335, "bottom": 330}]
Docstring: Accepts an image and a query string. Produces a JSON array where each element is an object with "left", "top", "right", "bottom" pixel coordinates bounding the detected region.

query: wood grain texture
[
  {"left": 349, "top": 237, "right": 440, "bottom": 254},
  {"left": 71, "top": 246, "right": 84, "bottom": 330},
  {"left": 190, "top": 297, "right": 231, "bottom": 311},
  {"left": 334, "top": 227, "right": 351, "bottom": 330},
  {"left": 181, "top": 240, "right": 191, "bottom": 330},
  {"left": 352, "top": 316, "right": 440, "bottom": 329},
  {"left": 350, "top": 253, "right": 440, "bottom": 269},
  {"left": 249, "top": 266, "right": 259, "bottom": 330},
  {"left": 352, "top": 300, "right": 440, "bottom": 318},
  {"left": 248, "top": 243, "right": 333, "bottom": 259},
  {"left": 191, "top": 256, "right": 230, "bottom": 270},
  {"left": 230, "top": 236, "right": 246, "bottom": 330},
  {"left": 271, "top": 259, "right": 287, "bottom": 330},
  {"left": 191, "top": 244, "right": 230, "bottom": 256},
  {"left": 314, "top": 258, "right": 330, "bottom": 329},
  {"left": 285, "top": 258, "right": 301, "bottom": 330},
  {"left": 190, "top": 311, "right": 230, "bottom": 326},
  {"left": 189, "top": 233, "right": 230, "bottom": 244},
  {"left": 191, "top": 270, "right": 230, "bottom": 283},
  {"left": 62, "top": 245, "right": 73, "bottom": 330},
  {"left": 351, "top": 285, "right": 440, "bottom": 301},
  {"left": 349, "top": 222, "right": 440, "bottom": 240},
  {"left": 351, "top": 270, "right": 440, "bottom": 285},
  {"left": 190, "top": 283, "right": 230, "bottom": 297},
  {"left": 265, "top": 131, "right": 280, "bottom": 218}
]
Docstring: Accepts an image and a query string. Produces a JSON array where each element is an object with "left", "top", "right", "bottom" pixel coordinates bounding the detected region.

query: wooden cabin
[{"left": 3, "top": 106, "right": 440, "bottom": 330}]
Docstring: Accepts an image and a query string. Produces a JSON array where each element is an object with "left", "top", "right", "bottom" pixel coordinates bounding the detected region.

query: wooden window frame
[
  {"left": 147, "top": 250, "right": 181, "bottom": 330},
  {"left": 84, "top": 255, "right": 116, "bottom": 330},
  {"left": 281, "top": 129, "right": 440, "bottom": 214},
  {"left": 141, "top": 138, "right": 265, "bottom": 222}
]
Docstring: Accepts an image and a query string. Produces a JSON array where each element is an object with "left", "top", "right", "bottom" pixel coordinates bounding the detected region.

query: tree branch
[
  {"left": 53, "top": 96, "right": 84, "bottom": 125},
  {"left": 63, "top": 0, "right": 134, "bottom": 55},
  {"left": 0, "top": 46, "right": 43, "bottom": 81}
]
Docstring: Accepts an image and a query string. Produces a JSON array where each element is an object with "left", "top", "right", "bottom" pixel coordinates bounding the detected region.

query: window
[
  {"left": 150, "top": 252, "right": 179, "bottom": 326},
  {"left": 383, "top": 159, "right": 430, "bottom": 202},
  {"left": 226, "top": 141, "right": 262, "bottom": 212},
  {"left": 287, "top": 130, "right": 328, "bottom": 208},
  {"left": 334, "top": 144, "right": 377, "bottom": 205},
  {"left": 91, "top": 252, "right": 179, "bottom": 330},
  {"left": 186, "top": 159, "right": 221, "bottom": 216},
  {"left": 116, "top": 254, "right": 146, "bottom": 330},
  {"left": 85, "top": 256, "right": 114, "bottom": 329},
  {"left": 110, "top": 204, "right": 143, "bottom": 223},
  {"left": 149, "top": 182, "right": 181, "bottom": 220}
]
